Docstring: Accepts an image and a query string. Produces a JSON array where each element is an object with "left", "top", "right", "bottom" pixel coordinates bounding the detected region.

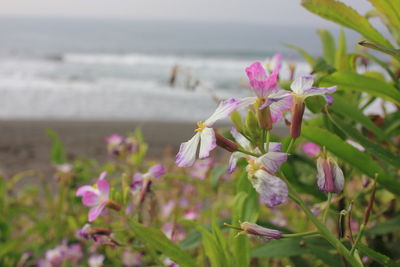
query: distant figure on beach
[{"left": 169, "top": 65, "right": 179, "bottom": 87}]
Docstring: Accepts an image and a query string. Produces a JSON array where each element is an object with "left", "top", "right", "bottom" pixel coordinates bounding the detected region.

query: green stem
[
  {"left": 237, "top": 149, "right": 261, "bottom": 157},
  {"left": 261, "top": 129, "right": 267, "bottom": 153},
  {"left": 350, "top": 224, "right": 365, "bottom": 255},
  {"left": 322, "top": 193, "right": 333, "bottom": 223},
  {"left": 286, "top": 138, "right": 295, "bottom": 153},
  {"left": 282, "top": 231, "right": 319, "bottom": 238},
  {"left": 291, "top": 194, "right": 362, "bottom": 267},
  {"left": 265, "top": 130, "right": 270, "bottom": 152}
]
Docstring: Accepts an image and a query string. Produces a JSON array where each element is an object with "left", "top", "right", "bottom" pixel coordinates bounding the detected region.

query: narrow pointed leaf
[
  {"left": 302, "top": 0, "right": 393, "bottom": 48},
  {"left": 320, "top": 72, "right": 400, "bottom": 105}
]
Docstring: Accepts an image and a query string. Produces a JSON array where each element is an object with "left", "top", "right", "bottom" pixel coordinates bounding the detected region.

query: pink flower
[
  {"left": 302, "top": 142, "right": 320, "bottom": 157},
  {"left": 76, "top": 172, "right": 110, "bottom": 222},
  {"left": 176, "top": 98, "right": 240, "bottom": 167},
  {"left": 105, "top": 134, "right": 124, "bottom": 145},
  {"left": 183, "top": 209, "right": 199, "bottom": 220},
  {"left": 238, "top": 61, "right": 292, "bottom": 126},
  {"left": 246, "top": 61, "right": 279, "bottom": 98}
]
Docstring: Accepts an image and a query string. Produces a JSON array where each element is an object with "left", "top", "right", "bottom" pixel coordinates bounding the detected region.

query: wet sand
[{"left": 0, "top": 119, "right": 288, "bottom": 175}]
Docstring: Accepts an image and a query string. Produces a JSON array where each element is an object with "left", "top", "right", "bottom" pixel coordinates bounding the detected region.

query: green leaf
[
  {"left": 329, "top": 96, "right": 387, "bottom": 141},
  {"left": 320, "top": 72, "right": 400, "bottom": 105},
  {"left": 194, "top": 223, "right": 231, "bottom": 267},
  {"left": 358, "top": 40, "right": 400, "bottom": 61},
  {"left": 335, "top": 30, "right": 351, "bottom": 71},
  {"left": 367, "top": 0, "right": 400, "bottom": 45},
  {"left": 301, "top": 125, "right": 400, "bottom": 195},
  {"left": 328, "top": 114, "right": 400, "bottom": 168},
  {"left": 252, "top": 237, "right": 343, "bottom": 266},
  {"left": 284, "top": 43, "right": 316, "bottom": 66},
  {"left": 356, "top": 243, "right": 398, "bottom": 267},
  {"left": 128, "top": 220, "right": 198, "bottom": 267},
  {"left": 46, "top": 129, "right": 66, "bottom": 165},
  {"left": 301, "top": 0, "right": 393, "bottom": 48},
  {"left": 317, "top": 29, "right": 336, "bottom": 65},
  {"left": 364, "top": 215, "right": 400, "bottom": 236}
]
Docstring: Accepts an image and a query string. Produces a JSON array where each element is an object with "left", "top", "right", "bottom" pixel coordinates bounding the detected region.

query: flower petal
[
  {"left": 88, "top": 200, "right": 107, "bottom": 222},
  {"left": 97, "top": 172, "right": 109, "bottom": 196},
  {"left": 258, "top": 152, "right": 288, "bottom": 174},
  {"left": 230, "top": 127, "right": 251, "bottom": 150},
  {"left": 333, "top": 160, "right": 345, "bottom": 193},
  {"left": 246, "top": 62, "right": 278, "bottom": 98},
  {"left": 204, "top": 98, "right": 240, "bottom": 126},
  {"left": 228, "top": 151, "right": 246, "bottom": 173},
  {"left": 76, "top": 185, "right": 98, "bottom": 197},
  {"left": 291, "top": 76, "right": 314, "bottom": 95},
  {"left": 237, "top": 97, "right": 257, "bottom": 110},
  {"left": 176, "top": 133, "right": 201, "bottom": 167},
  {"left": 268, "top": 142, "right": 281, "bottom": 152},
  {"left": 316, "top": 158, "right": 325, "bottom": 191},
  {"left": 253, "top": 170, "right": 288, "bottom": 207},
  {"left": 303, "top": 86, "right": 336, "bottom": 98},
  {"left": 82, "top": 191, "right": 100, "bottom": 206},
  {"left": 199, "top": 128, "right": 216, "bottom": 159},
  {"left": 148, "top": 165, "right": 166, "bottom": 178},
  {"left": 269, "top": 94, "right": 292, "bottom": 123}
]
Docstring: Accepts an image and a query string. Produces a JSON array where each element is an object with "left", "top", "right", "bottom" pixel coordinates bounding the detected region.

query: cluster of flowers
[
  {"left": 106, "top": 134, "right": 139, "bottom": 158},
  {"left": 175, "top": 56, "right": 343, "bottom": 239}
]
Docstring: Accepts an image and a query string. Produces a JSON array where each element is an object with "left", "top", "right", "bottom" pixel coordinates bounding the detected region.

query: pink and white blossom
[
  {"left": 238, "top": 62, "right": 292, "bottom": 124},
  {"left": 228, "top": 127, "right": 285, "bottom": 174},
  {"left": 290, "top": 76, "right": 337, "bottom": 105},
  {"left": 176, "top": 98, "right": 240, "bottom": 167},
  {"left": 302, "top": 142, "right": 321, "bottom": 157},
  {"left": 76, "top": 172, "right": 110, "bottom": 222}
]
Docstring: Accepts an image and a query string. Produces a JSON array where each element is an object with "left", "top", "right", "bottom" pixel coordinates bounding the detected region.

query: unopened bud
[
  {"left": 316, "top": 156, "right": 344, "bottom": 193},
  {"left": 256, "top": 98, "right": 272, "bottom": 130},
  {"left": 240, "top": 222, "right": 281, "bottom": 240},
  {"left": 215, "top": 131, "right": 238, "bottom": 152},
  {"left": 290, "top": 98, "right": 305, "bottom": 139}
]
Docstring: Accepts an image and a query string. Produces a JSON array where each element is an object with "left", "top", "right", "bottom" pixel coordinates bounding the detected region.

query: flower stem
[
  {"left": 322, "top": 193, "right": 333, "bottom": 223},
  {"left": 261, "top": 129, "right": 267, "bottom": 153},
  {"left": 265, "top": 130, "right": 270, "bottom": 152},
  {"left": 286, "top": 138, "right": 295, "bottom": 153},
  {"left": 290, "top": 194, "right": 362, "bottom": 267},
  {"left": 237, "top": 148, "right": 260, "bottom": 157},
  {"left": 282, "top": 231, "right": 319, "bottom": 238},
  {"left": 350, "top": 224, "right": 365, "bottom": 255}
]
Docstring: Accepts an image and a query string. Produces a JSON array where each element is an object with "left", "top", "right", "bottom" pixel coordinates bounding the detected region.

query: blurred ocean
[{"left": 0, "top": 17, "right": 357, "bottom": 122}]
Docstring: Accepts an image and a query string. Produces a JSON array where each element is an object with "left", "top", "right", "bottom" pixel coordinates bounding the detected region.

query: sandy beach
[{"left": 0, "top": 119, "right": 288, "bottom": 175}]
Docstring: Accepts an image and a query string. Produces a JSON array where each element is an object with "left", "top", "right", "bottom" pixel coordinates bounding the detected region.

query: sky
[{"left": 0, "top": 0, "right": 372, "bottom": 26}]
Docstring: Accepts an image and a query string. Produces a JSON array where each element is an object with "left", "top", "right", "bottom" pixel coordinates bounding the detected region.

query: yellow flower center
[
  {"left": 247, "top": 159, "right": 261, "bottom": 179},
  {"left": 194, "top": 121, "right": 207, "bottom": 132},
  {"left": 92, "top": 184, "right": 98, "bottom": 189}
]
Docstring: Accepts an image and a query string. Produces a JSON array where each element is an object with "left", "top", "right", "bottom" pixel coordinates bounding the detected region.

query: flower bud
[
  {"left": 316, "top": 156, "right": 344, "bottom": 193},
  {"left": 214, "top": 131, "right": 238, "bottom": 152},
  {"left": 256, "top": 98, "right": 272, "bottom": 130},
  {"left": 240, "top": 222, "right": 281, "bottom": 240},
  {"left": 290, "top": 97, "right": 305, "bottom": 139}
]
